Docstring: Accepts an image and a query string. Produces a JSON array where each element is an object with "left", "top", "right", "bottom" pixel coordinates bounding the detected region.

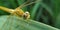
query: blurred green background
[{"left": 0, "top": 0, "right": 60, "bottom": 29}]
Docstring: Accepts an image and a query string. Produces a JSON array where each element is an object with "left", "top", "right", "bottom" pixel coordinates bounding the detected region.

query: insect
[
  {"left": 0, "top": 0, "right": 41, "bottom": 30},
  {"left": 0, "top": 0, "right": 38, "bottom": 19},
  {"left": 0, "top": 0, "right": 41, "bottom": 19}
]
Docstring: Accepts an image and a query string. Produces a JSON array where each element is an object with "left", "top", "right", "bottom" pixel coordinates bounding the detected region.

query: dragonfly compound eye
[{"left": 23, "top": 11, "right": 30, "bottom": 19}]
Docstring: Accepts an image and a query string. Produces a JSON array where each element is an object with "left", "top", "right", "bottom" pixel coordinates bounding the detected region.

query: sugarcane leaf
[{"left": 0, "top": 15, "right": 59, "bottom": 30}]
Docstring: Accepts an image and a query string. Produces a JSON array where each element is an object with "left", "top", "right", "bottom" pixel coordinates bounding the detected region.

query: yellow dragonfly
[
  {"left": 0, "top": 0, "right": 41, "bottom": 30},
  {"left": 0, "top": 0, "right": 40, "bottom": 19}
]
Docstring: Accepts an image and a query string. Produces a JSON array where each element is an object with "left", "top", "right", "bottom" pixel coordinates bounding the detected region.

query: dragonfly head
[{"left": 23, "top": 11, "right": 30, "bottom": 19}]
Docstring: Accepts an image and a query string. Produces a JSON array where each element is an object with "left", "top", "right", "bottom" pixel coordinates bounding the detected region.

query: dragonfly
[
  {"left": 0, "top": 0, "right": 40, "bottom": 19},
  {"left": 0, "top": 0, "right": 41, "bottom": 30}
]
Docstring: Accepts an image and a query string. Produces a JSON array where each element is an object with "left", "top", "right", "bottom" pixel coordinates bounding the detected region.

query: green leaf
[
  {"left": 41, "top": 3, "right": 53, "bottom": 17},
  {"left": 55, "top": 13, "right": 60, "bottom": 29},
  {"left": 52, "top": 0, "right": 60, "bottom": 28},
  {"left": 0, "top": 15, "right": 59, "bottom": 30},
  {"left": 30, "top": 1, "right": 41, "bottom": 19}
]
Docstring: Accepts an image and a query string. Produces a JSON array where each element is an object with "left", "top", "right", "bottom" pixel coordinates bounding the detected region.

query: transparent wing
[
  {"left": 14, "top": 0, "right": 41, "bottom": 19},
  {"left": 16, "top": 0, "right": 41, "bottom": 9}
]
